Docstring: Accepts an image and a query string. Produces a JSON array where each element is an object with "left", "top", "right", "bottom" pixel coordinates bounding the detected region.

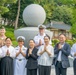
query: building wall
[{"left": 50, "top": 29, "right": 72, "bottom": 39}]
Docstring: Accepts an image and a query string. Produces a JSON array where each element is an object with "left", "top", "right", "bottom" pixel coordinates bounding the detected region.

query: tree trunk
[{"left": 15, "top": 0, "right": 20, "bottom": 29}]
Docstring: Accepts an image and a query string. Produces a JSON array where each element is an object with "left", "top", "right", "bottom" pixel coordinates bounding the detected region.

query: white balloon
[{"left": 23, "top": 4, "right": 46, "bottom": 26}]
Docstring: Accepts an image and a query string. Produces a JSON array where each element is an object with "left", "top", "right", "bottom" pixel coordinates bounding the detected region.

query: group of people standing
[{"left": 0, "top": 25, "right": 76, "bottom": 75}]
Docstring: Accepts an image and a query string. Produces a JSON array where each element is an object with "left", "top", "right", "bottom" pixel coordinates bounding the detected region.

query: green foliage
[
  {"left": 2, "top": 0, "right": 32, "bottom": 27},
  {"left": 70, "top": 23, "right": 76, "bottom": 35},
  {"left": 0, "top": 0, "right": 75, "bottom": 30},
  {"left": 35, "top": 0, "right": 55, "bottom": 23},
  {"left": 0, "top": 6, "right": 9, "bottom": 14},
  {"left": 3, "top": 26, "right": 16, "bottom": 41},
  {"left": 66, "top": 40, "right": 74, "bottom": 47},
  {"left": 52, "top": 39, "right": 59, "bottom": 46},
  {"left": 0, "top": 0, "right": 17, "bottom": 4},
  {"left": 2, "top": 0, "right": 55, "bottom": 26},
  {"left": 52, "top": 39, "right": 76, "bottom": 47},
  {"left": 6, "top": 0, "right": 17, "bottom": 3},
  {"left": 55, "top": 0, "right": 76, "bottom": 36},
  {"left": 51, "top": 5, "right": 73, "bottom": 24},
  {"left": 0, "top": 26, "right": 18, "bottom": 46},
  {"left": 0, "top": 0, "right": 17, "bottom": 15},
  {"left": 12, "top": 41, "right": 18, "bottom": 47},
  {"left": 55, "top": 0, "right": 74, "bottom": 5}
]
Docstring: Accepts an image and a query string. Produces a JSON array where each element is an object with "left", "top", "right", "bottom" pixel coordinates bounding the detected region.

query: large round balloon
[{"left": 23, "top": 4, "right": 46, "bottom": 26}]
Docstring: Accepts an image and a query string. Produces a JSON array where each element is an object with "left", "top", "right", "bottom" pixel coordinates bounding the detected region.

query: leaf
[{"left": 0, "top": 6, "right": 9, "bottom": 14}]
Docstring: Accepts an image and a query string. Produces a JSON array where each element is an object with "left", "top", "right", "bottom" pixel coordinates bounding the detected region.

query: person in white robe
[
  {"left": 0, "top": 37, "right": 16, "bottom": 75},
  {"left": 37, "top": 35, "right": 54, "bottom": 75},
  {"left": 14, "top": 36, "right": 27, "bottom": 75}
]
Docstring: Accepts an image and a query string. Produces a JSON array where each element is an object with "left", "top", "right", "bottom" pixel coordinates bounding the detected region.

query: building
[{"left": 46, "top": 21, "right": 72, "bottom": 39}]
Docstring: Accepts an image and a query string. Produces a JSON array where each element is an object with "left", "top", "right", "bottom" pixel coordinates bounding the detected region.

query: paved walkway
[
  {"left": 51, "top": 56, "right": 74, "bottom": 75},
  {"left": 51, "top": 67, "right": 73, "bottom": 75}
]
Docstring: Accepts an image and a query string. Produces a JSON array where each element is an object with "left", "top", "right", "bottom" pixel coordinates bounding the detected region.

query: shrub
[
  {"left": 52, "top": 39, "right": 59, "bottom": 46},
  {"left": 5, "top": 26, "right": 16, "bottom": 41},
  {"left": 66, "top": 40, "right": 74, "bottom": 46},
  {"left": 52, "top": 39, "right": 76, "bottom": 47}
]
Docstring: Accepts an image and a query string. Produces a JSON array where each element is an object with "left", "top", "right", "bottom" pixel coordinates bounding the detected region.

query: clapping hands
[
  {"left": 58, "top": 43, "right": 62, "bottom": 50},
  {"left": 28, "top": 48, "right": 32, "bottom": 55},
  {"left": 39, "top": 39, "right": 42, "bottom": 46}
]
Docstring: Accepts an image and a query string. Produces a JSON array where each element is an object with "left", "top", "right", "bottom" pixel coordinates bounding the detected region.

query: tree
[
  {"left": 15, "top": 0, "right": 20, "bottom": 29},
  {"left": 57, "top": 0, "right": 76, "bottom": 35},
  {"left": 1, "top": 0, "right": 74, "bottom": 29},
  {"left": 70, "top": 24, "right": 76, "bottom": 35},
  {"left": 2, "top": 0, "right": 55, "bottom": 27},
  {"left": 0, "top": 0, "right": 17, "bottom": 15},
  {"left": 51, "top": 5, "right": 73, "bottom": 25},
  {"left": 34, "top": 0, "right": 56, "bottom": 23}
]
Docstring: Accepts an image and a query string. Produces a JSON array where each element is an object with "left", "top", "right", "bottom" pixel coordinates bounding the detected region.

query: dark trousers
[
  {"left": 27, "top": 69, "right": 37, "bottom": 75},
  {"left": 73, "top": 59, "right": 76, "bottom": 75},
  {"left": 38, "top": 65, "right": 51, "bottom": 75},
  {"left": 55, "top": 61, "right": 67, "bottom": 75}
]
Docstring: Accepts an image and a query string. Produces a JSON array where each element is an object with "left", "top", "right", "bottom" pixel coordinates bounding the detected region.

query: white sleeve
[
  {"left": 10, "top": 48, "right": 16, "bottom": 58},
  {"left": 0, "top": 48, "right": 2, "bottom": 58},
  {"left": 1, "top": 48, "right": 6, "bottom": 57},
  {"left": 25, "top": 48, "right": 27, "bottom": 54},
  {"left": 71, "top": 45, "right": 76, "bottom": 57},
  {"left": 34, "top": 36, "right": 39, "bottom": 45},
  {"left": 37, "top": 46, "right": 43, "bottom": 56},
  {"left": 15, "top": 47, "right": 19, "bottom": 54},
  {"left": 23, "top": 47, "right": 27, "bottom": 54},
  {"left": 50, "top": 46, "right": 54, "bottom": 57}
]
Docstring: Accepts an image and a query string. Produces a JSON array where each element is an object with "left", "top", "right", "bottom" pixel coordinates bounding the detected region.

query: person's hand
[
  {"left": 74, "top": 53, "right": 76, "bottom": 56},
  {"left": 58, "top": 43, "right": 62, "bottom": 50},
  {"left": 39, "top": 39, "right": 42, "bottom": 46},
  {"left": 44, "top": 45, "right": 48, "bottom": 52},
  {"left": 44, "top": 45, "right": 51, "bottom": 56},
  {"left": 29, "top": 48, "right": 32, "bottom": 55},
  {"left": 20, "top": 47, "right": 22, "bottom": 53},
  {"left": 6, "top": 50, "right": 10, "bottom": 56},
  {"left": 44, "top": 45, "right": 47, "bottom": 52}
]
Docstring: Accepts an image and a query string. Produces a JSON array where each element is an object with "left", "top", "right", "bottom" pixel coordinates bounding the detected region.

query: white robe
[
  {"left": 14, "top": 46, "right": 27, "bottom": 75},
  {"left": 1, "top": 45, "right": 16, "bottom": 58},
  {"left": 37, "top": 45, "right": 54, "bottom": 66},
  {"left": 0, "top": 45, "right": 16, "bottom": 75},
  {"left": 34, "top": 33, "right": 52, "bottom": 49}
]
